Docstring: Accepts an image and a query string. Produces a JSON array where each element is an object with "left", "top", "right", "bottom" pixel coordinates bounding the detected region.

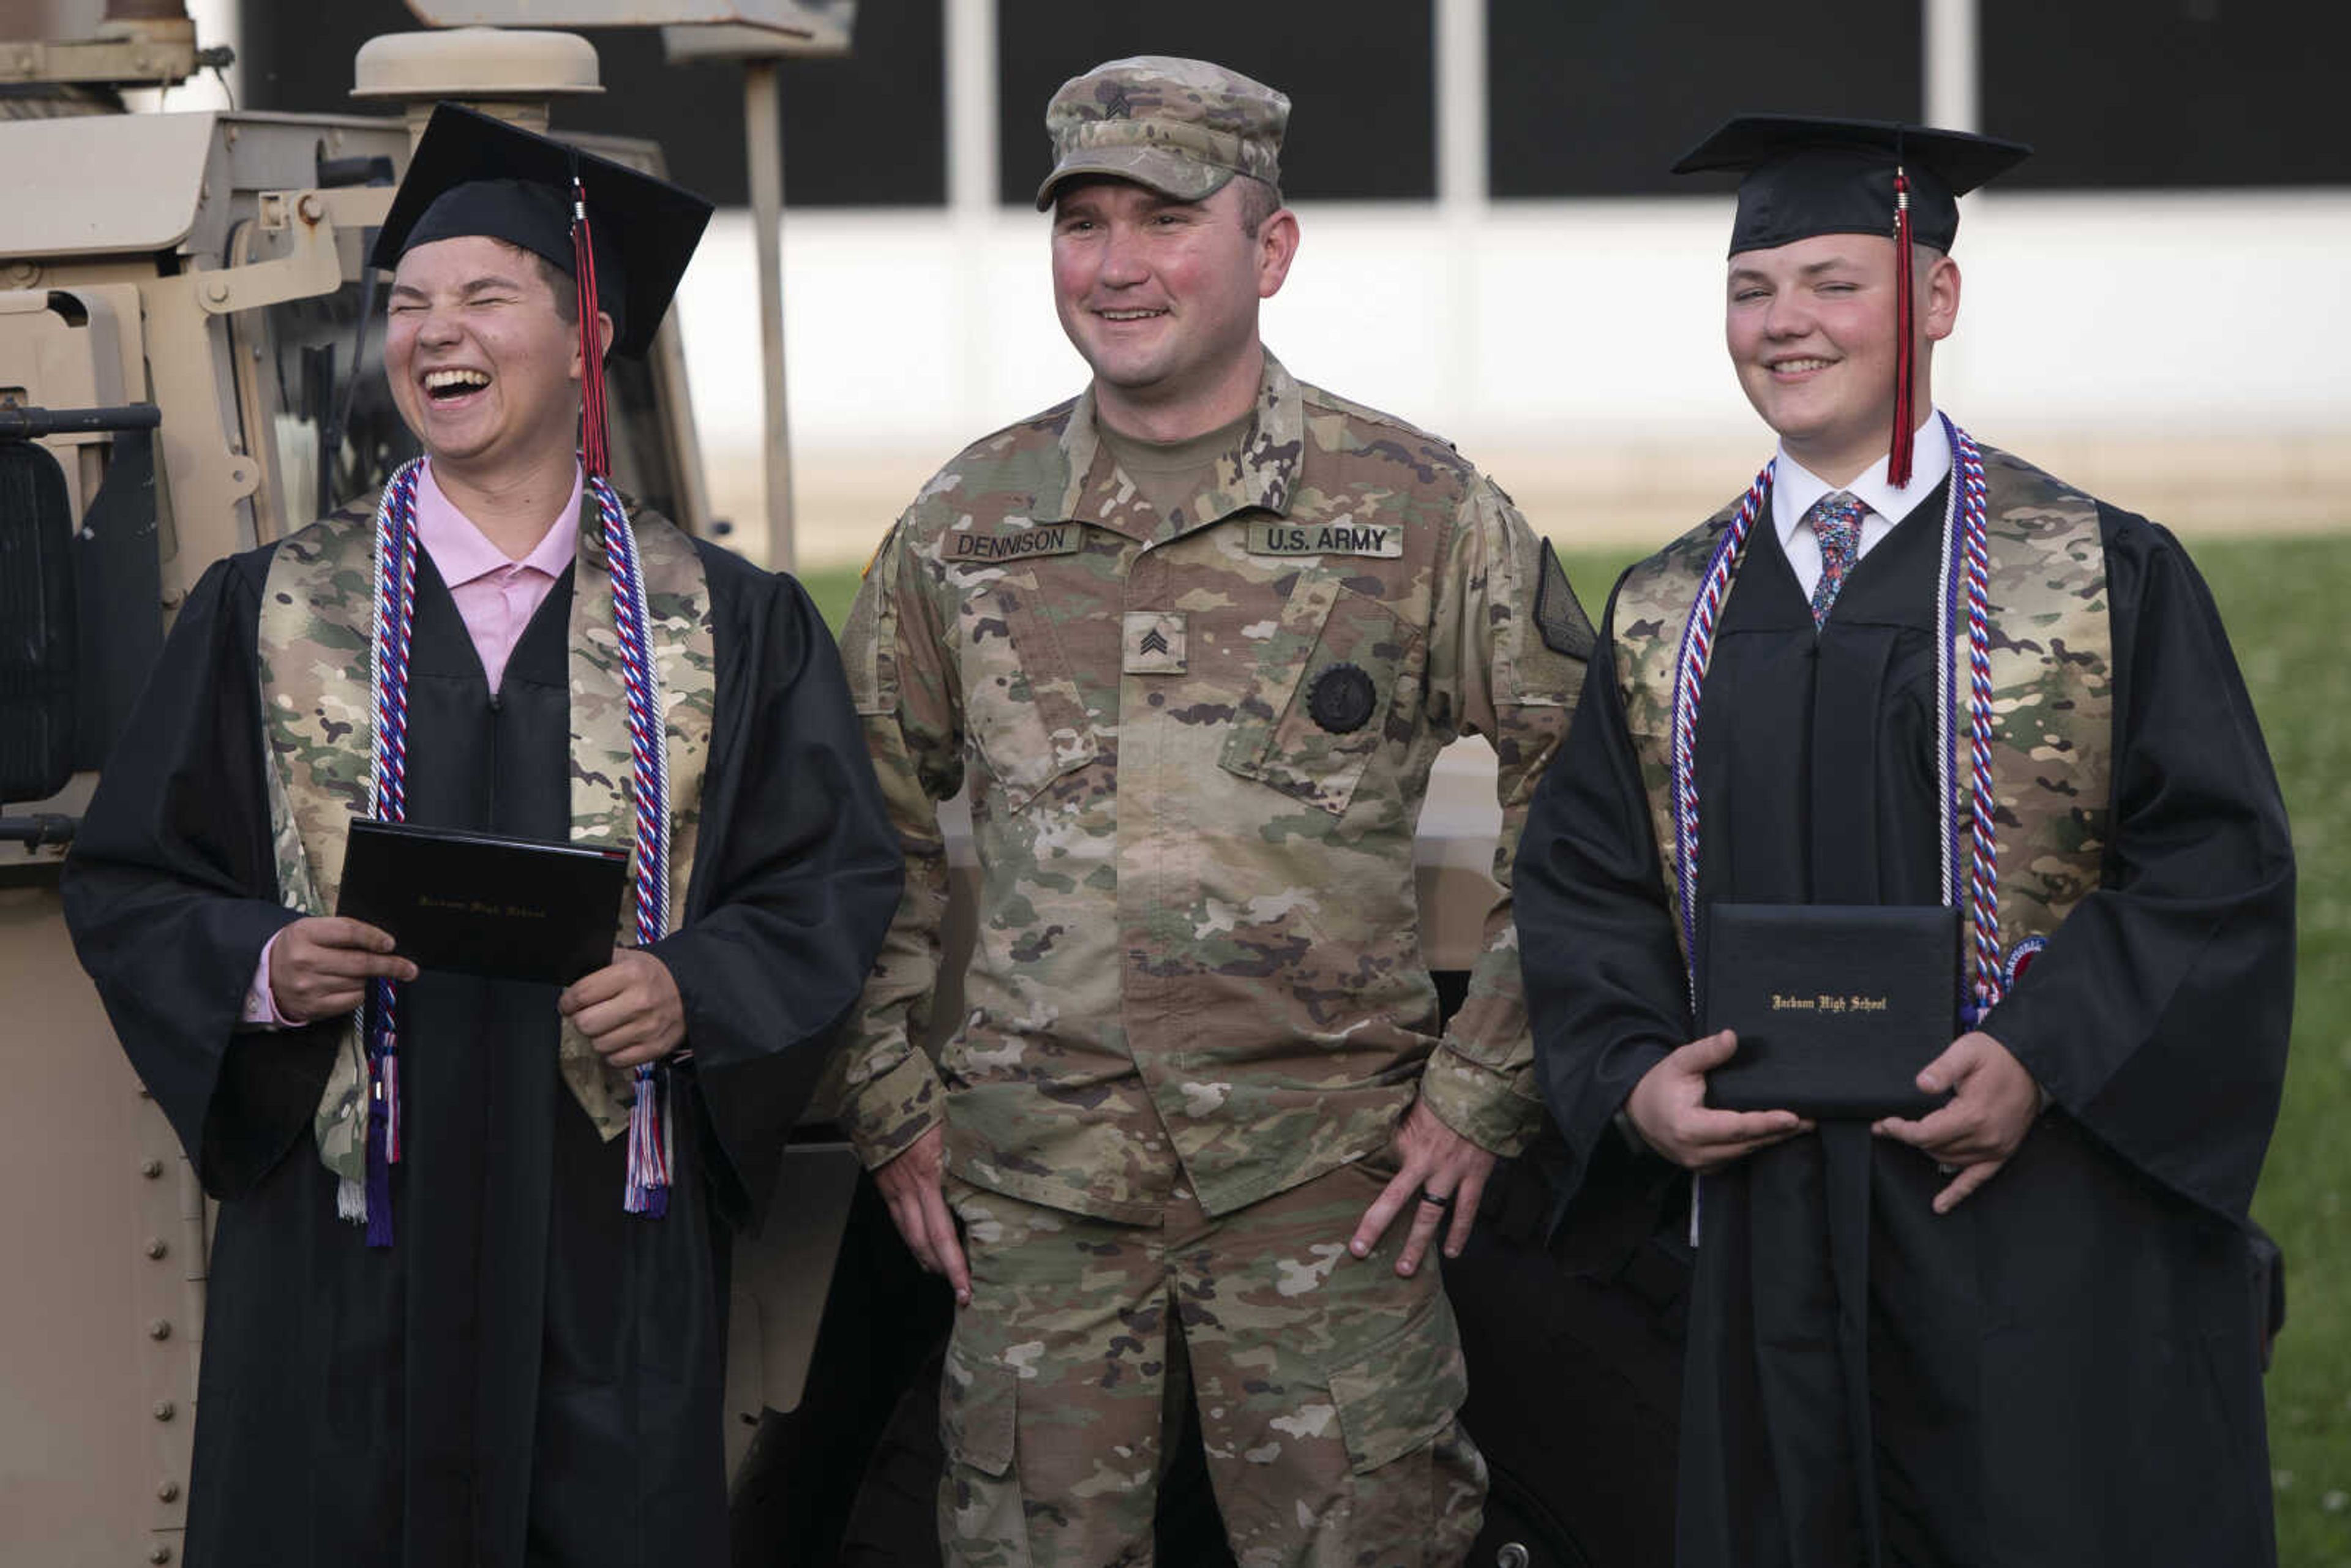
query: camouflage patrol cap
[{"left": 1035, "top": 56, "right": 1288, "bottom": 211}]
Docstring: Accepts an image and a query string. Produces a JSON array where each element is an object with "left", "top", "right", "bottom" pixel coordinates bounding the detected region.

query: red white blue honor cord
[
  {"left": 1667, "top": 456, "right": 1774, "bottom": 1005},
  {"left": 354, "top": 460, "right": 675, "bottom": 1245},
  {"left": 1945, "top": 429, "right": 2015, "bottom": 1025},
  {"left": 1667, "top": 415, "right": 2006, "bottom": 1024}
]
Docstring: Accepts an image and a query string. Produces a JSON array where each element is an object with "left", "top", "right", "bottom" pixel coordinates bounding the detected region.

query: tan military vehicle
[
  {"left": 0, "top": 7, "right": 1680, "bottom": 1565},
  {"left": 0, "top": 7, "right": 872, "bottom": 1561}
]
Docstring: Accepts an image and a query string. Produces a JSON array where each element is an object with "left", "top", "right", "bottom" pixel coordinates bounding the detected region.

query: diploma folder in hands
[
  {"left": 1702, "top": 903, "right": 1959, "bottom": 1120},
  {"left": 335, "top": 819, "right": 629, "bottom": 986}
]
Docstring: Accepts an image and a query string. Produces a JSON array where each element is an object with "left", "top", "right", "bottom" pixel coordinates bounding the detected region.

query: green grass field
[
  {"left": 801, "top": 533, "right": 2351, "bottom": 1562},
  {"left": 2213, "top": 537, "right": 2351, "bottom": 1564}
]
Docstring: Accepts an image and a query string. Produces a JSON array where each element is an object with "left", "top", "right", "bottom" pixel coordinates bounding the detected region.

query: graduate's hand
[
  {"left": 1349, "top": 1098, "right": 1500, "bottom": 1277},
  {"left": 1624, "top": 1030, "right": 1814, "bottom": 1172},
  {"left": 559, "top": 948, "right": 685, "bottom": 1068},
  {"left": 1872, "top": 1030, "right": 2040, "bottom": 1214},
  {"left": 874, "top": 1124, "right": 970, "bottom": 1306},
  {"left": 268, "top": 916, "right": 416, "bottom": 1023}
]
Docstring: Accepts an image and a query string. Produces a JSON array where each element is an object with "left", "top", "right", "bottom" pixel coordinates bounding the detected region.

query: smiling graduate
[
  {"left": 62, "top": 105, "right": 902, "bottom": 1567},
  {"left": 1517, "top": 116, "right": 2296, "bottom": 1567}
]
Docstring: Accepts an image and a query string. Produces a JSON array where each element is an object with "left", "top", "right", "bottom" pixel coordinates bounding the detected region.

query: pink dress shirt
[{"left": 243, "top": 461, "right": 585, "bottom": 1026}]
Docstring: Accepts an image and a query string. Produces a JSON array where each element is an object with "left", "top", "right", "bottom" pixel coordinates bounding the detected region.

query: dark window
[
  {"left": 1487, "top": 0, "right": 1922, "bottom": 197},
  {"left": 1984, "top": 0, "right": 2348, "bottom": 188},
  {"left": 238, "top": 1, "right": 944, "bottom": 207},
  {"left": 997, "top": 2, "right": 1436, "bottom": 204}
]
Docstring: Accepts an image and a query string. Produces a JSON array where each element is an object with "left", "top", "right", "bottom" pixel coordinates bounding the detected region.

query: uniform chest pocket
[
  {"left": 959, "top": 568, "right": 1099, "bottom": 811},
  {"left": 1219, "top": 572, "right": 1423, "bottom": 817}
]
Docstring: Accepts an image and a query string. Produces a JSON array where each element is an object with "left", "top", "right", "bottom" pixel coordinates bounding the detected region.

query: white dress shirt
[{"left": 1770, "top": 411, "right": 1954, "bottom": 599}]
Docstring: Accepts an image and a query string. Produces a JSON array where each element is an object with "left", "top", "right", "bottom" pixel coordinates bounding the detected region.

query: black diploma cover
[
  {"left": 1702, "top": 903, "right": 1959, "bottom": 1119},
  {"left": 335, "top": 819, "right": 629, "bottom": 985}
]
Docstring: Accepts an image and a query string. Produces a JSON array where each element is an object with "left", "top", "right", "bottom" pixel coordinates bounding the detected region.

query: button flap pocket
[
  {"left": 1220, "top": 572, "right": 1421, "bottom": 818},
  {"left": 961, "top": 567, "right": 1100, "bottom": 811},
  {"left": 1325, "top": 1289, "right": 1468, "bottom": 1476},
  {"left": 939, "top": 1340, "right": 1019, "bottom": 1479}
]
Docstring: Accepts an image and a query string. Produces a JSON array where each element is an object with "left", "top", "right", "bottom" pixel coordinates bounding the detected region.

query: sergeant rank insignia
[
  {"left": 1306, "top": 662, "right": 1378, "bottom": 733},
  {"left": 1123, "top": 610, "right": 1187, "bottom": 674}
]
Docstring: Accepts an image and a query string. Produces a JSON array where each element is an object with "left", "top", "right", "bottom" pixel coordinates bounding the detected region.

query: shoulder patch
[{"left": 1534, "top": 538, "right": 1596, "bottom": 660}]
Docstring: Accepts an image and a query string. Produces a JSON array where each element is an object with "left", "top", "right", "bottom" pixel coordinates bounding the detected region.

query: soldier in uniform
[
  {"left": 831, "top": 56, "right": 1593, "bottom": 1566},
  {"left": 1518, "top": 117, "right": 2294, "bottom": 1566}
]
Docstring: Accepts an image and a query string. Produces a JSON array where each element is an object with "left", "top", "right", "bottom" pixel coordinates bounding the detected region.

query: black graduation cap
[
  {"left": 375, "top": 103, "right": 711, "bottom": 357},
  {"left": 1671, "top": 115, "right": 2031, "bottom": 484},
  {"left": 1672, "top": 114, "right": 2031, "bottom": 257},
  {"left": 373, "top": 104, "right": 713, "bottom": 476}
]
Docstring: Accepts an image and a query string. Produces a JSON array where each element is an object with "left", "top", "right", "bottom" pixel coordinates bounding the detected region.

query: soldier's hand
[
  {"left": 875, "top": 1123, "right": 970, "bottom": 1306},
  {"left": 1872, "top": 1030, "right": 2040, "bottom": 1214},
  {"left": 1349, "top": 1098, "right": 1498, "bottom": 1278},
  {"left": 1624, "top": 1030, "right": 1812, "bottom": 1172},
  {"left": 559, "top": 948, "right": 686, "bottom": 1068},
  {"left": 268, "top": 916, "right": 416, "bottom": 1023}
]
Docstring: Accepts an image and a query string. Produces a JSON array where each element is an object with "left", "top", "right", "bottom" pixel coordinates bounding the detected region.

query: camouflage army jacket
[{"left": 834, "top": 354, "right": 1588, "bottom": 1221}]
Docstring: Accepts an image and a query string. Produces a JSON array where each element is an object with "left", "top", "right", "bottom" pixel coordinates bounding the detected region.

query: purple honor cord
[{"left": 592, "top": 471, "right": 677, "bottom": 1218}]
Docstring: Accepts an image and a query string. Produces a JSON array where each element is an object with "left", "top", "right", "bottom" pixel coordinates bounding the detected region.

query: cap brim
[{"left": 1034, "top": 145, "right": 1234, "bottom": 211}]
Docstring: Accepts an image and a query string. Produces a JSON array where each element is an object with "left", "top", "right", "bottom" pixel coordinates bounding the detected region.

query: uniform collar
[
  {"left": 1772, "top": 407, "right": 1953, "bottom": 541},
  {"left": 1048, "top": 350, "right": 1303, "bottom": 542}
]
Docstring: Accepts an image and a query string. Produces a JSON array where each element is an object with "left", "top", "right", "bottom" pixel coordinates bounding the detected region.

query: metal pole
[
  {"left": 744, "top": 55, "right": 793, "bottom": 569},
  {"left": 1434, "top": 0, "right": 1485, "bottom": 211},
  {"left": 1433, "top": 0, "right": 1485, "bottom": 434},
  {"left": 1924, "top": 0, "right": 1981, "bottom": 132},
  {"left": 944, "top": 0, "right": 997, "bottom": 220}
]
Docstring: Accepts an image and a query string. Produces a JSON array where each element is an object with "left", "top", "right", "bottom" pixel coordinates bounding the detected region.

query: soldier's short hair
[{"left": 1235, "top": 176, "right": 1283, "bottom": 239}]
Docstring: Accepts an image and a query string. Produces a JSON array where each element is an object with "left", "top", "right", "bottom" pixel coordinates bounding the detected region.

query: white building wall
[
  {"left": 174, "top": 0, "right": 2351, "bottom": 565},
  {"left": 675, "top": 189, "right": 2351, "bottom": 565}
]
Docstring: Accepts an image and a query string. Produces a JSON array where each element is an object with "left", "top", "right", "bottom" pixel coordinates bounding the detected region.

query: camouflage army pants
[{"left": 937, "top": 1160, "right": 1485, "bottom": 1568}]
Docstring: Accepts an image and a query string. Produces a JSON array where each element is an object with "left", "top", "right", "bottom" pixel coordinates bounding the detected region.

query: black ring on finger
[{"left": 1416, "top": 1188, "right": 1455, "bottom": 1213}]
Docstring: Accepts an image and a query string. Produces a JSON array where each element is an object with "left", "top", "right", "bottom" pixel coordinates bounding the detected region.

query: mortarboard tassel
[
  {"left": 571, "top": 171, "right": 613, "bottom": 481},
  {"left": 1889, "top": 164, "right": 1918, "bottom": 488}
]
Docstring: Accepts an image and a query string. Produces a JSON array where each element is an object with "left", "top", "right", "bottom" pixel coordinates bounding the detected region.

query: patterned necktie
[{"left": 1804, "top": 490, "right": 1867, "bottom": 629}]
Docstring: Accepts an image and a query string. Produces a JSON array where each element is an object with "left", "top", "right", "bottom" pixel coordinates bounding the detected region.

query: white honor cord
[{"left": 1933, "top": 427, "right": 1960, "bottom": 912}]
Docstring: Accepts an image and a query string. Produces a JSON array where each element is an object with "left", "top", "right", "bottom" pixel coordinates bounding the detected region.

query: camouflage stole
[
  {"left": 1611, "top": 432, "right": 2113, "bottom": 1016},
  {"left": 256, "top": 470, "right": 716, "bottom": 1194}
]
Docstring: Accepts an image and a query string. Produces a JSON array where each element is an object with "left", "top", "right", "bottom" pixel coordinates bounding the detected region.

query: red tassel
[
  {"left": 572, "top": 176, "right": 612, "bottom": 481},
  {"left": 1889, "top": 165, "right": 1917, "bottom": 488}
]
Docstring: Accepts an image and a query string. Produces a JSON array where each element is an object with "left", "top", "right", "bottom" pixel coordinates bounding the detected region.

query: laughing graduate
[
  {"left": 63, "top": 104, "right": 902, "bottom": 1567},
  {"left": 1517, "top": 116, "right": 2294, "bottom": 1567}
]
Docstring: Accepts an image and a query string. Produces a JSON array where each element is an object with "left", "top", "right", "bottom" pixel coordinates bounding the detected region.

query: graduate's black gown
[
  {"left": 1520, "top": 486, "right": 2294, "bottom": 1568},
  {"left": 64, "top": 539, "right": 903, "bottom": 1568}
]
